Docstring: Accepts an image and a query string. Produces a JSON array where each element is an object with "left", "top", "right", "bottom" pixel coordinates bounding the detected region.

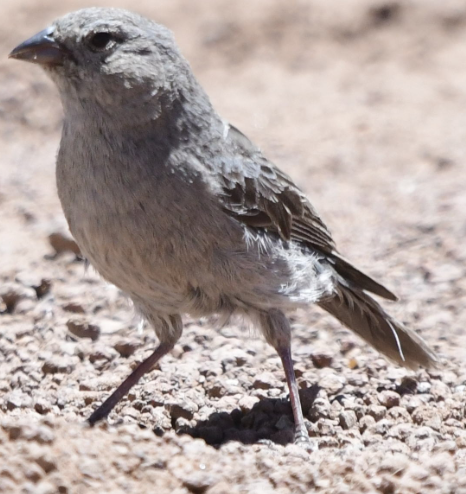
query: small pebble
[
  {"left": 66, "top": 317, "right": 100, "bottom": 340},
  {"left": 339, "top": 410, "right": 357, "bottom": 430},
  {"left": 378, "top": 390, "right": 400, "bottom": 409},
  {"left": 114, "top": 338, "right": 140, "bottom": 357},
  {"left": 311, "top": 352, "right": 333, "bottom": 368},
  {"left": 48, "top": 231, "right": 81, "bottom": 255},
  {"left": 252, "top": 372, "right": 276, "bottom": 390}
]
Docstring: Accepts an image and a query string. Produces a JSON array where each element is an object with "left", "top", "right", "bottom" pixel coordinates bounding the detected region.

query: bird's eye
[{"left": 88, "top": 32, "right": 113, "bottom": 51}]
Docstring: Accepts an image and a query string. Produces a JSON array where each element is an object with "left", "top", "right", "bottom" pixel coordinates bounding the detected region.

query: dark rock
[{"left": 66, "top": 317, "right": 100, "bottom": 340}]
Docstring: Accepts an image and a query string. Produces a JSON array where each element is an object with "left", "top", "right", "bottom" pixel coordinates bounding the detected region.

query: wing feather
[{"left": 211, "top": 124, "right": 396, "bottom": 301}]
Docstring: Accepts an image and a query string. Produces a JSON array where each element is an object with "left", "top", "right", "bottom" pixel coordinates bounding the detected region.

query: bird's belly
[
  {"left": 67, "top": 201, "right": 335, "bottom": 318},
  {"left": 66, "top": 207, "right": 195, "bottom": 312}
]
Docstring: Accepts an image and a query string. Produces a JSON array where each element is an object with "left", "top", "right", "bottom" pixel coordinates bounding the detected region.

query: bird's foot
[{"left": 294, "top": 427, "right": 318, "bottom": 451}]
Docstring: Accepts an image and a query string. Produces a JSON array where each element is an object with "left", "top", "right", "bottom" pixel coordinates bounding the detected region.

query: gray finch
[{"left": 10, "top": 7, "right": 436, "bottom": 445}]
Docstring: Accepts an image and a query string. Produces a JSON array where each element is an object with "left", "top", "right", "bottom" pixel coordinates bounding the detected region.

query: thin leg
[
  {"left": 87, "top": 342, "right": 173, "bottom": 426},
  {"left": 259, "top": 309, "right": 310, "bottom": 445},
  {"left": 276, "top": 344, "right": 309, "bottom": 443}
]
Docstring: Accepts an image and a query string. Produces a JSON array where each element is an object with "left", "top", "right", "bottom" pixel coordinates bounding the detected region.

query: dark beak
[{"left": 9, "top": 26, "right": 65, "bottom": 66}]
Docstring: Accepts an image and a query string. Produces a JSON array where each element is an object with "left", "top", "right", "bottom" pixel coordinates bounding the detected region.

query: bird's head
[{"left": 9, "top": 8, "right": 194, "bottom": 118}]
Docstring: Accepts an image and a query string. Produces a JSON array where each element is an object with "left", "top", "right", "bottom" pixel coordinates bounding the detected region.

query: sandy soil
[{"left": 1, "top": 1, "right": 466, "bottom": 492}]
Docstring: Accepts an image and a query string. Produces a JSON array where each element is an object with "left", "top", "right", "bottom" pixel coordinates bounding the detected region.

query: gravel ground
[{"left": 1, "top": 1, "right": 466, "bottom": 493}]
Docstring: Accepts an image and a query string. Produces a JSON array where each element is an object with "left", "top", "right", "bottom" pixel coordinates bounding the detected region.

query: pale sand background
[{"left": 1, "top": 1, "right": 466, "bottom": 492}]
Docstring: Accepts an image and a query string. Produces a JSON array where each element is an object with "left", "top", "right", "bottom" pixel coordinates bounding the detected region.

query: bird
[{"left": 9, "top": 7, "right": 436, "bottom": 445}]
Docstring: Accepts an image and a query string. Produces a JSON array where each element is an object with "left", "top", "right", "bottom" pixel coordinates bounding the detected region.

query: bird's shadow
[{"left": 173, "top": 385, "right": 320, "bottom": 448}]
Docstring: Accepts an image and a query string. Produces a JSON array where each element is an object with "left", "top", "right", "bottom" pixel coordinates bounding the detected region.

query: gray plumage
[{"left": 9, "top": 7, "right": 436, "bottom": 442}]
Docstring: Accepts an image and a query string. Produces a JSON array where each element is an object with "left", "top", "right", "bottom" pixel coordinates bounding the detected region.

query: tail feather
[
  {"left": 329, "top": 253, "right": 398, "bottom": 302},
  {"left": 319, "top": 283, "right": 437, "bottom": 369}
]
